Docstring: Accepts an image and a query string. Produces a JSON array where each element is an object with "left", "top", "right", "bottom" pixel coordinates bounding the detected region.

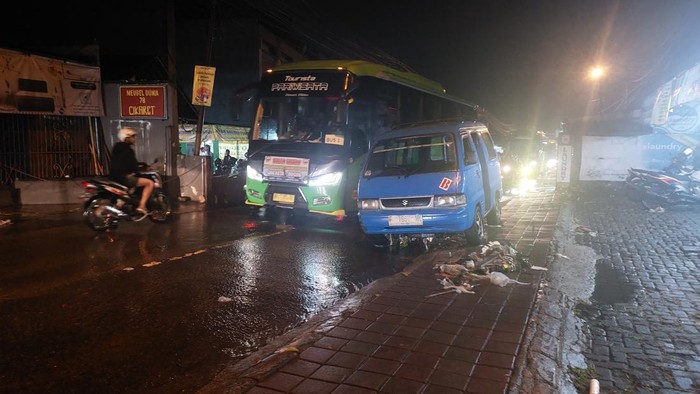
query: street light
[{"left": 588, "top": 65, "right": 606, "bottom": 80}]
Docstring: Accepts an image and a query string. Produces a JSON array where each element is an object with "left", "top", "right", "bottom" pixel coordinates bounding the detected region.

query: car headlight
[
  {"left": 308, "top": 171, "right": 343, "bottom": 186},
  {"left": 502, "top": 164, "right": 512, "bottom": 174},
  {"left": 520, "top": 162, "right": 537, "bottom": 177},
  {"left": 359, "top": 199, "right": 380, "bottom": 210},
  {"left": 247, "top": 165, "right": 263, "bottom": 181},
  {"left": 435, "top": 194, "right": 466, "bottom": 207}
]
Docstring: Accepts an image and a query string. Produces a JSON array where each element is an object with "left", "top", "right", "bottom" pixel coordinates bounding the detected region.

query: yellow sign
[{"left": 192, "top": 65, "right": 216, "bottom": 107}]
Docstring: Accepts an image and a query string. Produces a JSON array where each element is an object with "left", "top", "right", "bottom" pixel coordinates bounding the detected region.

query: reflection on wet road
[{"left": 0, "top": 205, "right": 417, "bottom": 392}]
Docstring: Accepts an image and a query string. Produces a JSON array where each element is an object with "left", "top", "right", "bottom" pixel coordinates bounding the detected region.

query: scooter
[
  {"left": 80, "top": 163, "right": 172, "bottom": 231},
  {"left": 625, "top": 167, "right": 700, "bottom": 208}
]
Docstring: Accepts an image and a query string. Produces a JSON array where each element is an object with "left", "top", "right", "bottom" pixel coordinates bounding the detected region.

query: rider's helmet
[{"left": 117, "top": 128, "right": 137, "bottom": 142}]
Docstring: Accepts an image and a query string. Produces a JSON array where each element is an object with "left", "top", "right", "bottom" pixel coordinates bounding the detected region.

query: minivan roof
[{"left": 376, "top": 119, "right": 487, "bottom": 141}]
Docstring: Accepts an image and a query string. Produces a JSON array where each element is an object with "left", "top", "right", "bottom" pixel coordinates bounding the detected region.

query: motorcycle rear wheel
[
  {"left": 148, "top": 193, "right": 172, "bottom": 223},
  {"left": 84, "top": 197, "right": 117, "bottom": 231}
]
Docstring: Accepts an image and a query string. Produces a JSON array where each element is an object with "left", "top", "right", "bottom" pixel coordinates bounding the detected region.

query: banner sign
[
  {"left": 119, "top": 85, "right": 167, "bottom": 119},
  {"left": 0, "top": 47, "right": 103, "bottom": 116},
  {"left": 192, "top": 65, "right": 216, "bottom": 107},
  {"left": 556, "top": 145, "right": 572, "bottom": 183}
]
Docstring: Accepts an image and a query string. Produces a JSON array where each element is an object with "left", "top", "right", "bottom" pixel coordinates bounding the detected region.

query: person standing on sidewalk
[{"left": 108, "top": 127, "right": 153, "bottom": 219}]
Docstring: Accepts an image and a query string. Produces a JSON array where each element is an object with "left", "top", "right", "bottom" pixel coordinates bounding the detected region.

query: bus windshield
[{"left": 253, "top": 96, "right": 348, "bottom": 146}]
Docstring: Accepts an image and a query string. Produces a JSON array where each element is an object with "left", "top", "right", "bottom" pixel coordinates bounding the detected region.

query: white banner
[
  {"left": 556, "top": 145, "right": 572, "bottom": 183},
  {"left": 0, "top": 48, "right": 103, "bottom": 116}
]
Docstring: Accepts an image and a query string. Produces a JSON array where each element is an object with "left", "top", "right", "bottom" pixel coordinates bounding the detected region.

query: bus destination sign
[{"left": 262, "top": 72, "right": 347, "bottom": 97}]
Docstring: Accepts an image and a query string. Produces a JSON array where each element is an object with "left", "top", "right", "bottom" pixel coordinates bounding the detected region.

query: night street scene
[{"left": 1, "top": 1, "right": 699, "bottom": 393}]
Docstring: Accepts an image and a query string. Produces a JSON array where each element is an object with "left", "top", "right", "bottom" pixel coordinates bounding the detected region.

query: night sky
[
  {"left": 305, "top": 0, "right": 700, "bottom": 132},
  {"left": 2, "top": 0, "right": 699, "bottom": 133}
]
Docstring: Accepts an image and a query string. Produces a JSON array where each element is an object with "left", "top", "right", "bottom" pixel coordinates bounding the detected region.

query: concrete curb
[{"left": 510, "top": 198, "right": 595, "bottom": 394}]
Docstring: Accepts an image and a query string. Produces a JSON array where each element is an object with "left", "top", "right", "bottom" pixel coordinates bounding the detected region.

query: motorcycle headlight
[
  {"left": 359, "top": 199, "right": 380, "bottom": 210},
  {"left": 247, "top": 165, "right": 263, "bottom": 181},
  {"left": 309, "top": 171, "right": 343, "bottom": 186},
  {"left": 435, "top": 194, "right": 466, "bottom": 207}
]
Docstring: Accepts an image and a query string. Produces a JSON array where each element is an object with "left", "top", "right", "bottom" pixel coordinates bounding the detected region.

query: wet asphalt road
[{"left": 0, "top": 204, "right": 418, "bottom": 393}]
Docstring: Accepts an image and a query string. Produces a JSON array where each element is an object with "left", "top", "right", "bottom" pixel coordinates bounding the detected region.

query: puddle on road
[{"left": 590, "top": 260, "right": 635, "bottom": 305}]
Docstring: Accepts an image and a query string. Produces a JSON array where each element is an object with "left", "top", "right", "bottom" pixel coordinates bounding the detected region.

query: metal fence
[{"left": 0, "top": 114, "right": 102, "bottom": 185}]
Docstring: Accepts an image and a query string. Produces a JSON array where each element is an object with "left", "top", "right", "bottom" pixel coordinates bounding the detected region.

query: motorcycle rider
[{"left": 109, "top": 127, "right": 153, "bottom": 220}]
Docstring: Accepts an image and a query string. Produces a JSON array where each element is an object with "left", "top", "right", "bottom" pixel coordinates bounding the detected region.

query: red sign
[
  {"left": 119, "top": 85, "right": 167, "bottom": 118},
  {"left": 439, "top": 177, "right": 452, "bottom": 191}
]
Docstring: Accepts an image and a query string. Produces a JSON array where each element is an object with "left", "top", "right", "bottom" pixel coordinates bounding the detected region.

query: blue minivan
[{"left": 357, "top": 120, "right": 503, "bottom": 248}]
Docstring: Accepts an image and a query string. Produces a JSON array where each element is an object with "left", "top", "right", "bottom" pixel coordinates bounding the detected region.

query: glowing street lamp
[{"left": 589, "top": 66, "right": 606, "bottom": 80}]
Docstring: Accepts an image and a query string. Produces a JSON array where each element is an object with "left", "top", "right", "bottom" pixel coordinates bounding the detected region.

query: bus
[{"left": 244, "top": 59, "right": 478, "bottom": 223}]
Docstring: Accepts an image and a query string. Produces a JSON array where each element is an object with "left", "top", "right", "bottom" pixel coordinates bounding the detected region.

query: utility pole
[
  {"left": 166, "top": 0, "right": 179, "bottom": 176},
  {"left": 194, "top": 0, "right": 217, "bottom": 156}
]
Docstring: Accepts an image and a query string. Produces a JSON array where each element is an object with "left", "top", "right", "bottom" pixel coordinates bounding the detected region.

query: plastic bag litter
[
  {"left": 488, "top": 271, "right": 529, "bottom": 287},
  {"left": 0, "top": 219, "right": 11, "bottom": 226}
]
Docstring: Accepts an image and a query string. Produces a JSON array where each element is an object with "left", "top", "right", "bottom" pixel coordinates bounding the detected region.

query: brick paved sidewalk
[{"left": 200, "top": 188, "right": 562, "bottom": 393}]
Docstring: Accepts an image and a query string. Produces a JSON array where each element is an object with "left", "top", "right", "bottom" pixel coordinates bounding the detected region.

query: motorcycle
[
  {"left": 214, "top": 158, "right": 235, "bottom": 177},
  {"left": 81, "top": 162, "right": 172, "bottom": 231},
  {"left": 625, "top": 167, "right": 700, "bottom": 208}
]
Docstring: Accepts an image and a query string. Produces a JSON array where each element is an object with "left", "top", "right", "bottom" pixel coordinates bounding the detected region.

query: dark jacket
[{"left": 109, "top": 142, "right": 139, "bottom": 185}]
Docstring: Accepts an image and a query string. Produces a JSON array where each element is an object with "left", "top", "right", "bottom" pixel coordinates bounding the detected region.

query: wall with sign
[
  {"left": 101, "top": 83, "right": 172, "bottom": 170},
  {"left": 0, "top": 47, "right": 103, "bottom": 116}
]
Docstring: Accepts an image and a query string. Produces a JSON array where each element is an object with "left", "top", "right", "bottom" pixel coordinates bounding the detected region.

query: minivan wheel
[
  {"left": 465, "top": 207, "right": 487, "bottom": 245},
  {"left": 486, "top": 196, "right": 502, "bottom": 225}
]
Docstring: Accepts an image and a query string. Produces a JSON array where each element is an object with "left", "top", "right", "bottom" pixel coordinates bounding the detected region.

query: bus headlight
[
  {"left": 247, "top": 165, "right": 263, "bottom": 181},
  {"left": 309, "top": 171, "right": 343, "bottom": 186},
  {"left": 435, "top": 194, "right": 466, "bottom": 206},
  {"left": 359, "top": 199, "right": 380, "bottom": 210}
]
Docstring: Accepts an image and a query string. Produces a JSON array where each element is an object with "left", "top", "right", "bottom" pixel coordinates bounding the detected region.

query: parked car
[{"left": 357, "top": 120, "right": 503, "bottom": 250}]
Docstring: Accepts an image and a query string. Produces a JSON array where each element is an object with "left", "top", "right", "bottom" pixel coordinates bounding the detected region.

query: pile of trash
[{"left": 428, "top": 241, "right": 534, "bottom": 297}]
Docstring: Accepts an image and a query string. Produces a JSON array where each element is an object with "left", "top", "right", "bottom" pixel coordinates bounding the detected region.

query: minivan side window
[
  {"left": 462, "top": 134, "right": 477, "bottom": 165},
  {"left": 479, "top": 131, "right": 497, "bottom": 159}
]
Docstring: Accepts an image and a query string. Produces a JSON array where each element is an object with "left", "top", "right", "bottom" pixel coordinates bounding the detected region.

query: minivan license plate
[{"left": 388, "top": 214, "right": 423, "bottom": 226}]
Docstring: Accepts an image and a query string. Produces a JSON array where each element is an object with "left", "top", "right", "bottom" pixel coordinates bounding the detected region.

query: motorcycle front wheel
[
  {"left": 148, "top": 192, "right": 172, "bottom": 223},
  {"left": 84, "top": 197, "right": 117, "bottom": 231}
]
